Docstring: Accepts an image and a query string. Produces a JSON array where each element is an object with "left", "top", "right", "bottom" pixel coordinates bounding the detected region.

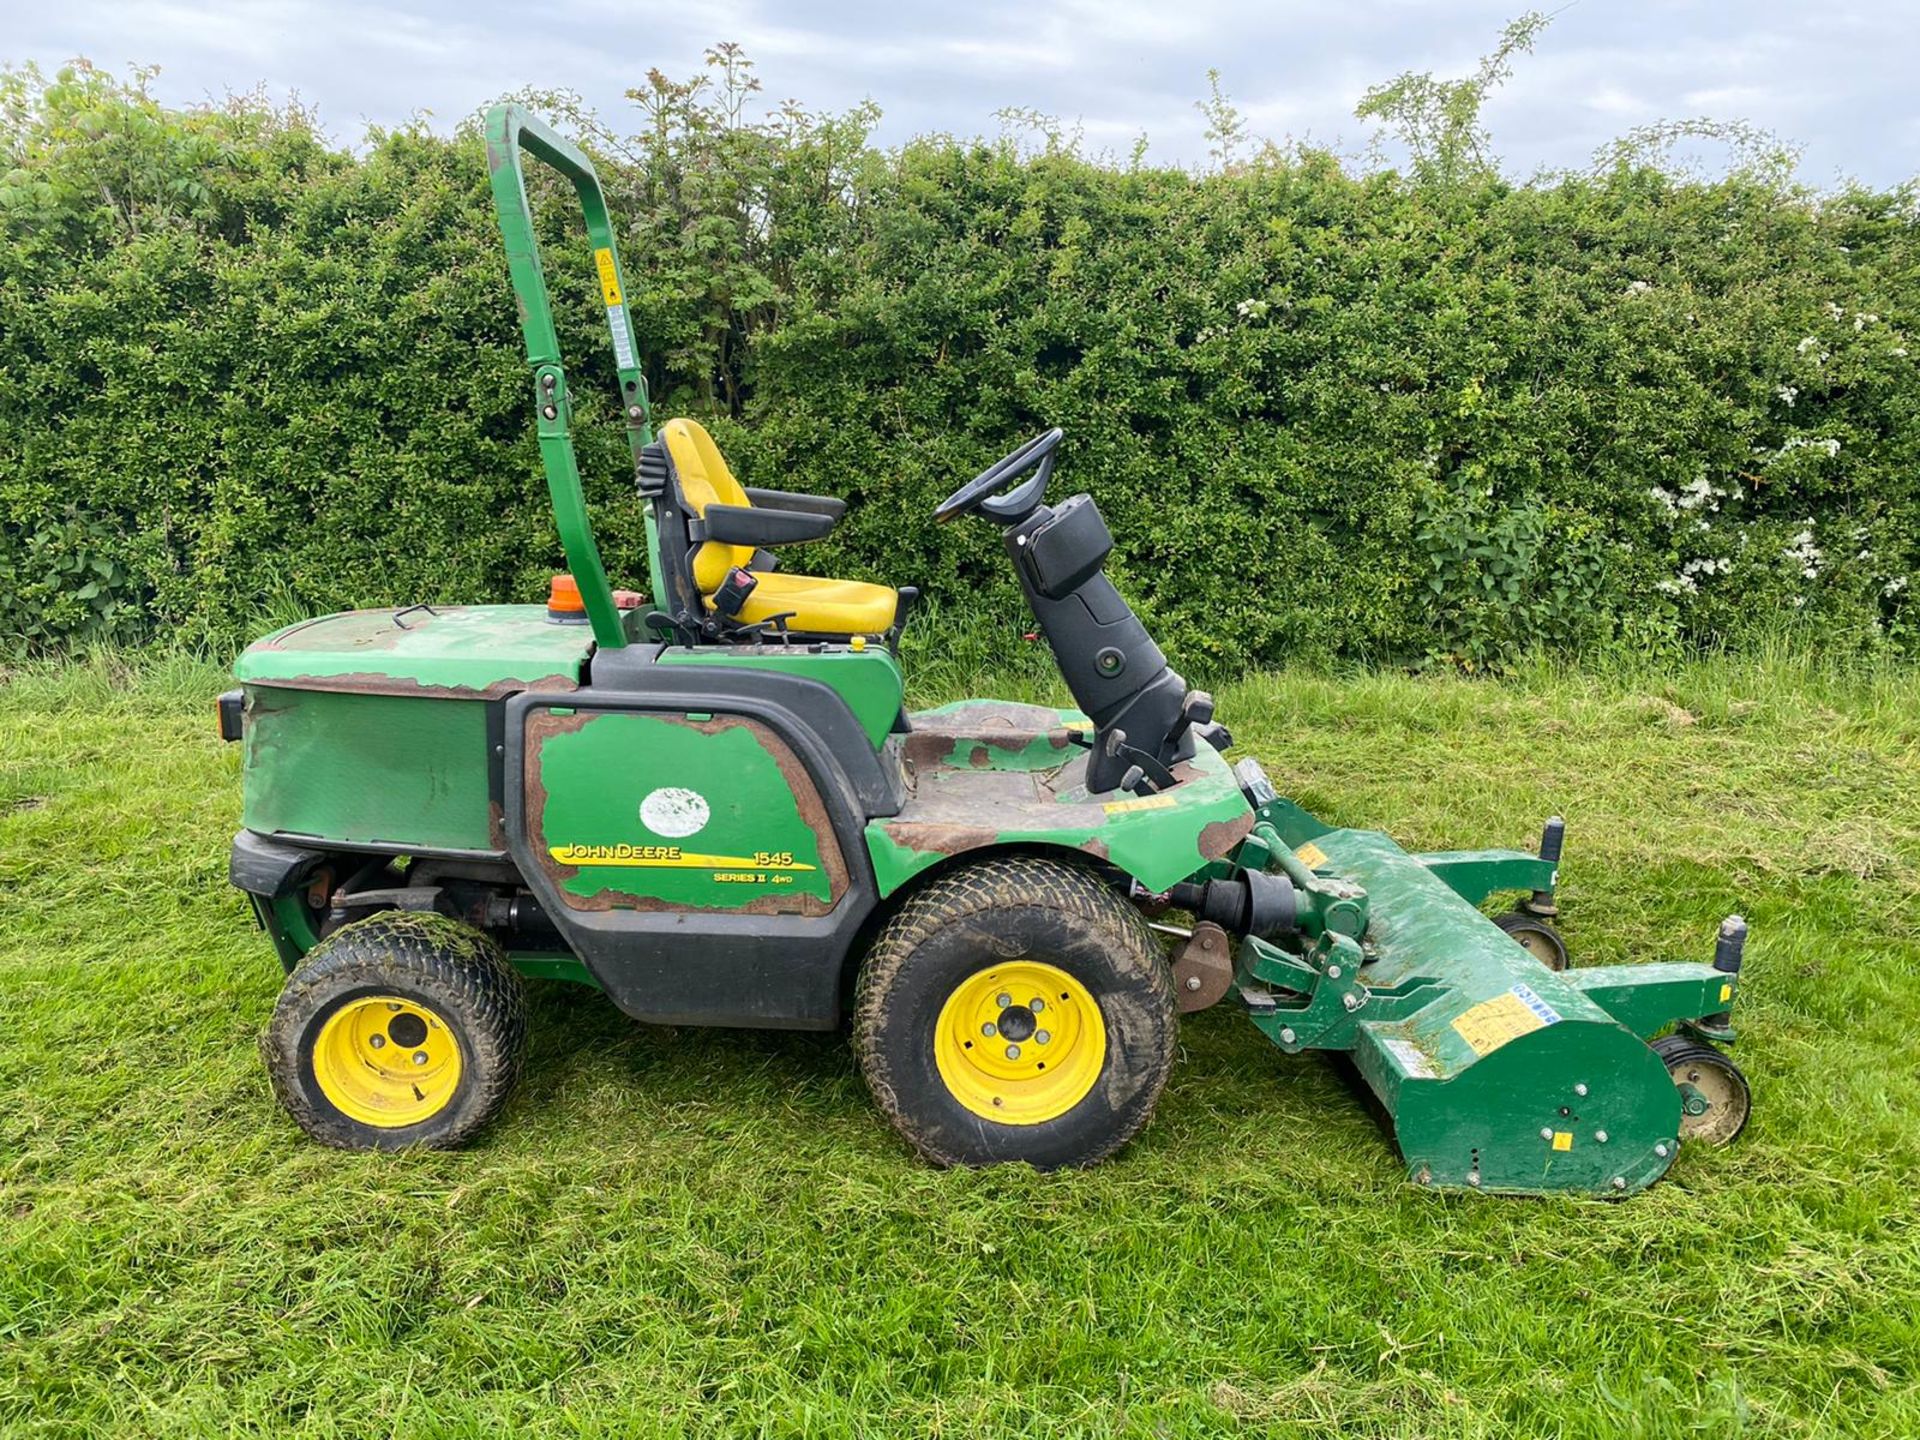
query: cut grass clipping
[{"left": 2, "top": 648, "right": 1917, "bottom": 1437}]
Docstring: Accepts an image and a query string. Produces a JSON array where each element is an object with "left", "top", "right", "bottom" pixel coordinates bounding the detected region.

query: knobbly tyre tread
[
  {"left": 262, "top": 911, "right": 528, "bottom": 1151},
  {"left": 854, "top": 855, "right": 1176, "bottom": 1169}
]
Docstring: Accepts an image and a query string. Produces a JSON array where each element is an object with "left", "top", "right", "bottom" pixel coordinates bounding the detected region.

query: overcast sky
[{"left": 8, "top": 1, "right": 1917, "bottom": 186}]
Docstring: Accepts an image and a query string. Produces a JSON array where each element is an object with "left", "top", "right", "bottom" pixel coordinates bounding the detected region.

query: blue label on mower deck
[{"left": 1511, "top": 983, "right": 1561, "bottom": 1026}]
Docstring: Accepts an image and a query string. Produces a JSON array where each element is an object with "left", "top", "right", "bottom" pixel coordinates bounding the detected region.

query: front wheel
[{"left": 854, "top": 856, "right": 1176, "bottom": 1169}]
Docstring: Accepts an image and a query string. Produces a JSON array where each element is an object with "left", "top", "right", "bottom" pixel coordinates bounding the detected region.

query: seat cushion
[{"left": 728, "top": 571, "right": 898, "bottom": 635}]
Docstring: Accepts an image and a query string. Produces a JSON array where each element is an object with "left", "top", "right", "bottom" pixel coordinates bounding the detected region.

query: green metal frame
[{"left": 484, "top": 104, "right": 653, "bottom": 651}]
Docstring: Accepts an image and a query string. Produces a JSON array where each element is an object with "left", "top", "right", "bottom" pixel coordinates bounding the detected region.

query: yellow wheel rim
[
  {"left": 933, "top": 960, "right": 1106, "bottom": 1125},
  {"left": 312, "top": 994, "right": 463, "bottom": 1128}
]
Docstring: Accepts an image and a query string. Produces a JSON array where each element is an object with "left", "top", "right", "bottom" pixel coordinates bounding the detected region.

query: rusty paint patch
[
  {"left": 880, "top": 820, "right": 1002, "bottom": 856},
  {"left": 1198, "top": 812, "right": 1255, "bottom": 862},
  {"left": 968, "top": 745, "right": 992, "bottom": 768},
  {"left": 251, "top": 672, "right": 576, "bottom": 702},
  {"left": 902, "top": 732, "right": 959, "bottom": 770}
]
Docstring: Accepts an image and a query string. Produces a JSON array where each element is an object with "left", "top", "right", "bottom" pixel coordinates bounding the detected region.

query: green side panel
[
  {"left": 866, "top": 701, "right": 1253, "bottom": 897},
  {"left": 242, "top": 688, "right": 496, "bottom": 851},
  {"left": 656, "top": 645, "right": 904, "bottom": 749},
  {"left": 1380, "top": 1018, "right": 1681, "bottom": 1195},
  {"left": 528, "top": 709, "right": 841, "bottom": 913},
  {"left": 236, "top": 606, "right": 589, "bottom": 696}
]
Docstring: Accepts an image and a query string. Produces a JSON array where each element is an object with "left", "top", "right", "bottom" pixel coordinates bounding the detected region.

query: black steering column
[{"left": 936, "top": 430, "right": 1230, "bottom": 795}]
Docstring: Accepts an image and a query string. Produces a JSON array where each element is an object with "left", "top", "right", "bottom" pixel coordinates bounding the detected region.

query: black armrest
[
  {"left": 702, "top": 503, "right": 836, "bottom": 547},
  {"left": 743, "top": 487, "right": 846, "bottom": 521}
]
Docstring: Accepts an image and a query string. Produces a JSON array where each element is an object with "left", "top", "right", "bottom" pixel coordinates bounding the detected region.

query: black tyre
[
  {"left": 1494, "top": 911, "right": 1570, "bottom": 971},
  {"left": 1653, "top": 1034, "right": 1751, "bottom": 1146},
  {"left": 854, "top": 855, "right": 1176, "bottom": 1169},
  {"left": 263, "top": 911, "right": 528, "bottom": 1151}
]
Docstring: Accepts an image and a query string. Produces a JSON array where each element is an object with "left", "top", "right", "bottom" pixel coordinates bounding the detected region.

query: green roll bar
[{"left": 484, "top": 103, "right": 653, "bottom": 650}]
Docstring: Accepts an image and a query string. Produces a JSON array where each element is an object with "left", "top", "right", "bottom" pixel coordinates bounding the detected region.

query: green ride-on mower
[{"left": 220, "top": 107, "right": 1753, "bottom": 1192}]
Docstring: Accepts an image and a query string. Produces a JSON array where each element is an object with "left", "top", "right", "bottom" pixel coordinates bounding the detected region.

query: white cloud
[{"left": 3, "top": 0, "right": 1915, "bottom": 183}]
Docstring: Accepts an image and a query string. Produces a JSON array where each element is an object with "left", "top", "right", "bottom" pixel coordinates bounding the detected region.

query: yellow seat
[{"left": 661, "top": 418, "right": 899, "bottom": 636}]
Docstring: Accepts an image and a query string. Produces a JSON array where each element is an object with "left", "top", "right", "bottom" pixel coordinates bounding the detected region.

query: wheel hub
[
  {"left": 933, "top": 960, "right": 1105, "bottom": 1125},
  {"left": 312, "top": 994, "right": 462, "bottom": 1128}
]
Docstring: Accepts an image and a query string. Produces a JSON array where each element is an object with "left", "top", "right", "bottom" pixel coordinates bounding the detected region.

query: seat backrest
[{"left": 661, "top": 419, "right": 752, "bottom": 592}]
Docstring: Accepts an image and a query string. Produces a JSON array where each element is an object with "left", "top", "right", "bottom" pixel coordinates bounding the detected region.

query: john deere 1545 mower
[{"left": 220, "top": 107, "right": 1752, "bottom": 1192}]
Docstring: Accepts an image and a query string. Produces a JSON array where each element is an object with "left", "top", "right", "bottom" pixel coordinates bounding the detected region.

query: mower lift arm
[{"left": 485, "top": 103, "right": 653, "bottom": 651}]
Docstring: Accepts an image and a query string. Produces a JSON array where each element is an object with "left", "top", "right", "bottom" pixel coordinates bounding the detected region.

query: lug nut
[
  {"left": 981, "top": 1023, "right": 997, "bottom": 1037},
  {"left": 1005, "top": 1044, "right": 1021, "bottom": 1060},
  {"left": 996, "top": 993, "right": 1011, "bottom": 1009},
  {"left": 370, "top": 1035, "right": 386, "bottom": 1049},
  {"left": 412, "top": 1051, "right": 429, "bottom": 1066},
  {"left": 1031, "top": 998, "right": 1045, "bottom": 1012},
  {"left": 1035, "top": 1030, "right": 1051, "bottom": 1045}
]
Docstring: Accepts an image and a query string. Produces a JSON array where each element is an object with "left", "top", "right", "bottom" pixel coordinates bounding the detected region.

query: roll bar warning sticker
[{"left": 594, "top": 247, "right": 637, "bottom": 371}]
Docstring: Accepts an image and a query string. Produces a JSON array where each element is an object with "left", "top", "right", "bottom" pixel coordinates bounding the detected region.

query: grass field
[{"left": 3, "top": 647, "right": 1917, "bottom": 1437}]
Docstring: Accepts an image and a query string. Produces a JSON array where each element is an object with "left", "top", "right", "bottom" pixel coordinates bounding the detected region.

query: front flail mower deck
[{"left": 1211, "top": 784, "right": 1749, "bottom": 1195}]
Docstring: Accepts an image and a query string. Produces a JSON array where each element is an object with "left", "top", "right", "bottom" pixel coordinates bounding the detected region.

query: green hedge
[{"left": 2, "top": 58, "right": 1917, "bottom": 670}]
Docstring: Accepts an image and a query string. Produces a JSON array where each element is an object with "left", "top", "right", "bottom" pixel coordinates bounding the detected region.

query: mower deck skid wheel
[
  {"left": 1653, "top": 1034, "right": 1751, "bottom": 1146},
  {"left": 263, "top": 912, "right": 528, "bottom": 1150},
  {"left": 1493, "top": 910, "right": 1570, "bottom": 971},
  {"left": 856, "top": 856, "right": 1175, "bottom": 1170}
]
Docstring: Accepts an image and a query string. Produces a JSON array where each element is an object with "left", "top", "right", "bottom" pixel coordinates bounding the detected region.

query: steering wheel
[{"left": 934, "top": 428, "right": 1063, "bottom": 525}]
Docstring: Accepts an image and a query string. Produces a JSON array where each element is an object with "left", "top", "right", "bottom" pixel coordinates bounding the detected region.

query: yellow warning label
[
  {"left": 1103, "top": 794, "right": 1178, "bottom": 815},
  {"left": 1451, "top": 989, "right": 1551, "bottom": 1056},
  {"left": 1295, "top": 842, "right": 1328, "bottom": 869},
  {"left": 1719, "top": 982, "right": 1733, "bottom": 1002},
  {"left": 1552, "top": 1131, "right": 1573, "bottom": 1151},
  {"left": 593, "top": 247, "right": 622, "bottom": 306},
  {"left": 550, "top": 843, "right": 814, "bottom": 872}
]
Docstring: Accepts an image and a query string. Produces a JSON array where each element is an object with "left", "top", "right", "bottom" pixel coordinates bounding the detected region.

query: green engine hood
[{"left": 236, "top": 605, "right": 590, "bottom": 698}]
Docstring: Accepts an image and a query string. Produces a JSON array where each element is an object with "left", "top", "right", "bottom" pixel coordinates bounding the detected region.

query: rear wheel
[
  {"left": 263, "top": 911, "right": 527, "bottom": 1151},
  {"left": 1653, "top": 1034, "right": 1751, "bottom": 1146},
  {"left": 855, "top": 856, "right": 1175, "bottom": 1169}
]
